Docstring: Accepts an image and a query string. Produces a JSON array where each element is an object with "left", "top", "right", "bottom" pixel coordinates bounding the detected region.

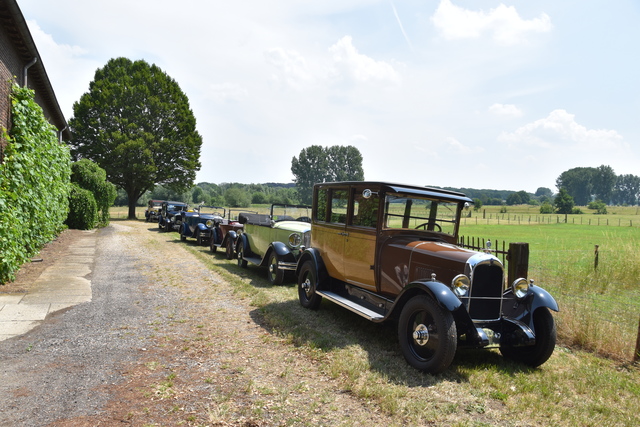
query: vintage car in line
[
  {"left": 145, "top": 199, "right": 165, "bottom": 223},
  {"left": 179, "top": 205, "right": 226, "bottom": 245},
  {"left": 158, "top": 201, "right": 189, "bottom": 232},
  {"left": 295, "top": 181, "right": 558, "bottom": 373},
  {"left": 209, "top": 210, "right": 257, "bottom": 260},
  {"left": 236, "top": 204, "right": 311, "bottom": 285}
]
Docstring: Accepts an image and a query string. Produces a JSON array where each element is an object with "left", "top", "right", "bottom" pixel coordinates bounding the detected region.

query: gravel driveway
[{"left": 0, "top": 221, "right": 393, "bottom": 426}]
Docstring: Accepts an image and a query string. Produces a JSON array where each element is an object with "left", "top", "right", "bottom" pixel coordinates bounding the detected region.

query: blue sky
[{"left": 19, "top": 0, "right": 639, "bottom": 193}]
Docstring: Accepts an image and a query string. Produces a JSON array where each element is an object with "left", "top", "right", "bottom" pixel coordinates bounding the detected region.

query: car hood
[
  {"left": 272, "top": 221, "right": 311, "bottom": 233},
  {"left": 378, "top": 237, "right": 502, "bottom": 296}
]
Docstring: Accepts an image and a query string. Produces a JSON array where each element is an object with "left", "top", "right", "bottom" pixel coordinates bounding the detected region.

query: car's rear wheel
[
  {"left": 298, "top": 261, "right": 322, "bottom": 309},
  {"left": 267, "top": 252, "right": 284, "bottom": 285},
  {"left": 225, "top": 238, "right": 235, "bottom": 260},
  {"left": 499, "top": 307, "right": 556, "bottom": 367},
  {"left": 237, "top": 240, "right": 248, "bottom": 268},
  {"left": 398, "top": 295, "right": 457, "bottom": 374}
]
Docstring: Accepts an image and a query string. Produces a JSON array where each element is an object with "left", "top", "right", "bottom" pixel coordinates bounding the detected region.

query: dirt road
[{"left": 0, "top": 221, "right": 393, "bottom": 426}]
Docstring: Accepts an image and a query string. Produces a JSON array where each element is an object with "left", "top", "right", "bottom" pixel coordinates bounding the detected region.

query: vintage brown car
[
  {"left": 209, "top": 210, "right": 257, "bottom": 260},
  {"left": 296, "top": 181, "right": 558, "bottom": 373}
]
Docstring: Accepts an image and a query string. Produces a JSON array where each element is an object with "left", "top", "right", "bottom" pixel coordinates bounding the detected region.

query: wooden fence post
[
  {"left": 507, "top": 243, "right": 529, "bottom": 286},
  {"left": 594, "top": 245, "right": 599, "bottom": 271}
]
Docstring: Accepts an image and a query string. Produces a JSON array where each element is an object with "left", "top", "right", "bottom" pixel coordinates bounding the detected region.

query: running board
[{"left": 316, "top": 290, "right": 384, "bottom": 321}]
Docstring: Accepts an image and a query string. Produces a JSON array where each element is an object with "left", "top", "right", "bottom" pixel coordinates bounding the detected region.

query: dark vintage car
[
  {"left": 158, "top": 201, "right": 189, "bottom": 232},
  {"left": 179, "top": 205, "right": 226, "bottom": 245},
  {"left": 145, "top": 199, "right": 165, "bottom": 223},
  {"left": 209, "top": 210, "right": 257, "bottom": 260},
  {"left": 236, "top": 204, "right": 311, "bottom": 285},
  {"left": 295, "top": 181, "right": 558, "bottom": 373}
]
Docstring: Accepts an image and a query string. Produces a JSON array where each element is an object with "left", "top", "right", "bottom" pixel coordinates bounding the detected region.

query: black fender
[
  {"left": 296, "top": 248, "right": 329, "bottom": 288},
  {"left": 263, "top": 241, "right": 296, "bottom": 266},
  {"left": 237, "top": 233, "right": 249, "bottom": 255},
  {"left": 502, "top": 284, "right": 559, "bottom": 332},
  {"left": 225, "top": 230, "right": 238, "bottom": 245},
  {"left": 394, "top": 280, "right": 475, "bottom": 338}
]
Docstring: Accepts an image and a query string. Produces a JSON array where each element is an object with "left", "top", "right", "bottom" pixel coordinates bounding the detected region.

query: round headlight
[
  {"left": 451, "top": 274, "right": 470, "bottom": 297},
  {"left": 511, "top": 278, "right": 530, "bottom": 299},
  {"left": 288, "top": 233, "right": 302, "bottom": 247},
  {"left": 205, "top": 219, "right": 214, "bottom": 228}
]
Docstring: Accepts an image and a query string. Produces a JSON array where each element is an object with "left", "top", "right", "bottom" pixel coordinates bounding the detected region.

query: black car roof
[{"left": 315, "top": 181, "right": 473, "bottom": 203}]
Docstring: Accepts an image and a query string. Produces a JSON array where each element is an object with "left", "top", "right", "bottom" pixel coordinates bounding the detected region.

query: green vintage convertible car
[{"left": 236, "top": 204, "right": 311, "bottom": 285}]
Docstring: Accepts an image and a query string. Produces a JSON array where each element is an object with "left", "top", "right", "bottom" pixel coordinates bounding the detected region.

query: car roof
[{"left": 314, "top": 181, "right": 473, "bottom": 203}]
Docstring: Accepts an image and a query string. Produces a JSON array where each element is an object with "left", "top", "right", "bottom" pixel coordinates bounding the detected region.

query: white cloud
[
  {"left": 445, "top": 137, "right": 484, "bottom": 154},
  {"left": 264, "top": 47, "right": 317, "bottom": 91},
  {"left": 499, "top": 109, "right": 626, "bottom": 150},
  {"left": 207, "top": 83, "right": 249, "bottom": 103},
  {"left": 489, "top": 103, "right": 523, "bottom": 118},
  {"left": 328, "top": 36, "right": 401, "bottom": 86},
  {"left": 431, "top": 0, "right": 552, "bottom": 45}
]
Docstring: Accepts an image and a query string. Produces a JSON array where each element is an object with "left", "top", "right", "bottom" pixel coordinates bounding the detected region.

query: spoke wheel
[
  {"left": 298, "top": 261, "right": 322, "bottom": 310},
  {"left": 500, "top": 307, "right": 556, "bottom": 367},
  {"left": 225, "top": 238, "right": 235, "bottom": 260},
  {"left": 267, "top": 252, "right": 284, "bottom": 285},
  {"left": 398, "top": 295, "right": 457, "bottom": 373}
]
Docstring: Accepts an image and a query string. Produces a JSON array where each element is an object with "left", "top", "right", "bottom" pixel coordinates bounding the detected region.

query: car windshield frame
[
  {"left": 383, "top": 193, "right": 460, "bottom": 236},
  {"left": 270, "top": 204, "right": 312, "bottom": 222}
]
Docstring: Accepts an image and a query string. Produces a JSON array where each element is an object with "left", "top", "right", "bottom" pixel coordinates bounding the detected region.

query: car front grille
[{"left": 467, "top": 263, "right": 504, "bottom": 321}]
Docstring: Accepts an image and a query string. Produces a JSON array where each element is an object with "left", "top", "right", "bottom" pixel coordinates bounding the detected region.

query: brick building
[{"left": 0, "top": 0, "right": 70, "bottom": 159}]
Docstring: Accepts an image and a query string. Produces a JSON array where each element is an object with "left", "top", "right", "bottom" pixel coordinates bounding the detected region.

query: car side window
[
  {"left": 330, "top": 190, "right": 348, "bottom": 224},
  {"left": 315, "top": 188, "right": 328, "bottom": 222},
  {"left": 352, "top": 191, "right": 379, "bottom": 228}
]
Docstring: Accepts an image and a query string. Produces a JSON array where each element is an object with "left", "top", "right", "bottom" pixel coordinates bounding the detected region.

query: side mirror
[{"left": 362, "top": 189, "right": 378, "bottom": 199}]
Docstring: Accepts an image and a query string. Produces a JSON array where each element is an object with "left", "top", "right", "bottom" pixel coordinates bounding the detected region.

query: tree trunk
[{"left": 127, "top": 188, "right": 143, "bottom": 220}]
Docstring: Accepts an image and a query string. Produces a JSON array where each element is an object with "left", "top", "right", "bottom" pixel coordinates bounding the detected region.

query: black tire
[
  {"left": 225, "top": 238, "right": 235, "bottom": 260},
  {"left": 398, "top": 295, "right": 457, "bottom": 374},
  {"left": 298, "top": 261, "right": 322, "bottom": 310},
  {"left": 180, "top": 225, "right": 186, "bottom": 241},
  {"left": 196, "top": 230, "right": 204, "bottom": 246},
  {"left": 500, "top": 307, "right": 556, "bottom": 367},
  {"left": 237, "top": 240, "right": 248, "bottom": 268},
  {"left": 267, "top": 252, "right": 284, "bottom": 285}
]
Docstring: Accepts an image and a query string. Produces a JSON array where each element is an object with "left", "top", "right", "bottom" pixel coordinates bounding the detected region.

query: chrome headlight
[
  {"left": 288, "top": 233, "right": 302, "bottom": 247},
  {"left": 511, "top": 278, "right": 530, "bottom": 300},
  {"left": 170, "top": 217, "right": 175, "bottom": 223},
  {"left": 205, "top": 219, "right": 214, "bottom": 228},
  {"left": 451, "top": 274, "right": 470, "bottom": 297}
]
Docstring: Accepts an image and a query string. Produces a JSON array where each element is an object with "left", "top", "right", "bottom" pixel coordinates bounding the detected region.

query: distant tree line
[
  {"left": 115, "top": 182, "right": 300, "bottom": 208},
  {"left": 556, "top": 165, "right": 639, "bottom": 206}
]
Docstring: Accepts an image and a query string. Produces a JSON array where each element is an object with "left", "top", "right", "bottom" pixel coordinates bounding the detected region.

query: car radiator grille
[{"left": 468, "top": 263, "right": 504, "bottom": 321}]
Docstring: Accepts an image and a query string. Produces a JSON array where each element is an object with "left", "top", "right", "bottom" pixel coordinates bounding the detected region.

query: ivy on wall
[{"left": 0, "top": 85, "right": 71, "bottom": 284}]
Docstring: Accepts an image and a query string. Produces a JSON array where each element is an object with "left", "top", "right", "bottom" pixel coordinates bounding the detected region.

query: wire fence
[
  {"left": 459, "top": 235, "right": 640, "bottom": 362},
  {"left": 462, "top": 214, "right": 638, "bottom": 227}
]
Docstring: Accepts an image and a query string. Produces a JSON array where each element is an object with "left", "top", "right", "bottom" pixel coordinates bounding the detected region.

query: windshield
[
  {"left": 271, "top": 205, "right": 312, "bottom": 222},
  {"left": 198, "top": 206, "right": 225, "bottom": 217},
  {"left": 384, "top": 194, "right": 459, "bottom": 236}
]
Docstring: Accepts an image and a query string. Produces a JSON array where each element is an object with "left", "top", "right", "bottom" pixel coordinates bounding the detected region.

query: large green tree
[
  {"left": 291, "top": 145, "right": 364, "bottom": 204},
  {"left": 69, "top": 57, "right": 202, "bottom": 219}
]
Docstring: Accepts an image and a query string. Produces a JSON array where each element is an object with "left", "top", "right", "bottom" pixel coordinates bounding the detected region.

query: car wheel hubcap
[
  {"left": 412, "top": 324, "right": 430, "bottom": 346},
  {"left": 301, "top": 278, "right": 312, "bottom": 296}
]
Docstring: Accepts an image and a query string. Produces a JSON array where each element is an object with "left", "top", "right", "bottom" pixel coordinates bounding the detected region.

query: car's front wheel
[
  {"left": 237, "top": 241, "right": 248, "bottom": 268},
  {"left": 196, "top": 230, "right": 204, "bottom": 246},
  {"left": 225, "top": 238, "right": 235, "bottom": 260},
  {"left": 499, "top": 307, "right": 556, "bottom": 367},
  {"left": 267, "top": 252, "right": 284, "bottom": 285},
  {"left": 398, "top": 295, "right": 457, "bottom": 374},
  {"left": 180, "top": 225, "right": 187, "bottom": 241},
  {"left": 298, "top": 261, "right": 322, "bottom": 310}
]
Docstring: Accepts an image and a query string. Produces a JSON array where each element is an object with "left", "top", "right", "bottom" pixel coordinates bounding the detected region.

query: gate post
[{"left": 507, "top": 242, "right": 529, "bottom": 286}]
